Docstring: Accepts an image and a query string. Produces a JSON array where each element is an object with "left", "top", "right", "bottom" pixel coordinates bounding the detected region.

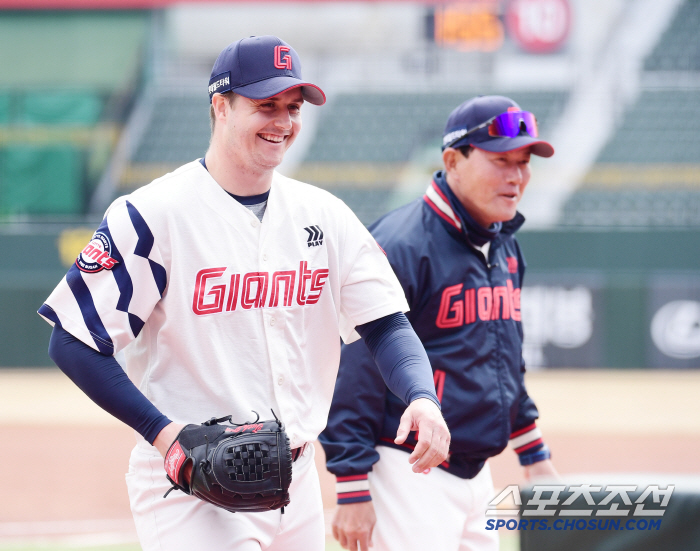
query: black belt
[{"left": 291, "top": 443, "right": 307, "bottom": 462}]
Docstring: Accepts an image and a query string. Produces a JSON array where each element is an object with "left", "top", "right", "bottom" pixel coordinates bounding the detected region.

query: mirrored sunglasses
[{"left": 444, "top": 109, "right": 539, "bottom": 149}]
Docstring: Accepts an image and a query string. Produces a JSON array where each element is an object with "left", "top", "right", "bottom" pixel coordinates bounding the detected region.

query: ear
[
  {"left": 211, "top": 94, "right": 229, "bottom": 123},
  {"left": 442, "top": 148, "right": 459, "bottom": 173}
]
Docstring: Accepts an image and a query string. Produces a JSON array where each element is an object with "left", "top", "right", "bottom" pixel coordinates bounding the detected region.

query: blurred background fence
[{"left": 0, "top": 0, "right": 699, "bottom": 370}]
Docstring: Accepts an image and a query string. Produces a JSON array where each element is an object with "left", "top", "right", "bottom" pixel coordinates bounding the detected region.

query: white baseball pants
[
  {"left": 367, "top": 446, "right": 499, "bottom": 551},
  {"left": 126, "top": 441, "right": 325, "bottom": 551}
]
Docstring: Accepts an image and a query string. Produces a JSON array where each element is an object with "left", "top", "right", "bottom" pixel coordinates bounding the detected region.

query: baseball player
[
  {"left": 320, "top": 95, "right": 559, "bottom": 551},
  {"left": 38, "top": 36, "right": 450, "bottom": 551}
]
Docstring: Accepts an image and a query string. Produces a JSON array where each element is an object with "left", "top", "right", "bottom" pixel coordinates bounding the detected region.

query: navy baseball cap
[
  {"left": 208, "top": 35, "right": 326, "bottom": 105},
  {"left": 442, "top": 95, "right": 554, "bottom": 157}
]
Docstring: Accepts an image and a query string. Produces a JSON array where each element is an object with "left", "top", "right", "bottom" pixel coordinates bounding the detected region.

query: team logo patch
[
  {"left": 304, "top": 225, "right": 324, "bottom": 247},
  {"left": 76, "top": 232, "right": 119, "bottom": 273}
]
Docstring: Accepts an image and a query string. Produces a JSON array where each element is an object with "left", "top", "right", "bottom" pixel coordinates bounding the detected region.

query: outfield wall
[{"left": 1, "top": 227, "right": 698, "bottom": 368}]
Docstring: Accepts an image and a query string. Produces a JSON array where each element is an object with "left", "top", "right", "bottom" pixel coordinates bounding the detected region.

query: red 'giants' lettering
[
  {"left": 436, "top": 282, "right": 521, "bottom": 328},
  {"left": 192, "top": 267, "right": 227, "bottom": 315},
  {"left": 192, "top": 264, "right": 330, "bottom": 316}
]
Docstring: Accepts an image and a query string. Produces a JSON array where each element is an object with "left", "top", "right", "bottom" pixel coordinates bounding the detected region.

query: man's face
[
  {"left": 444, "top": 146, "right": 532, "bottom": 228},
  {"left": 215, "top": 88, "right": 303, "bottom": 173}
]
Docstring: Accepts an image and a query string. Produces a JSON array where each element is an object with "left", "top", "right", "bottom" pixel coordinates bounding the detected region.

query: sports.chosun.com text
[{"left": 486, "top": 518, "right": 662, "bottom": 531}]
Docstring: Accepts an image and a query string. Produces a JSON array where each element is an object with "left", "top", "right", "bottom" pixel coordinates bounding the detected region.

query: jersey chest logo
[
  {"left": 192, "top": 261, "right": 330, "bottom": 316},
  {"left": 76, "top": 232, "right": 119, "bottom": 273},
  {"left": 303, "top": 225, "right": 323, "bottom": 247}
]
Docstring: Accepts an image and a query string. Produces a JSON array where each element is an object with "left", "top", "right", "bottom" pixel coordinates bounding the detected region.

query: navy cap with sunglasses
[
  {"left": 208, "top": 35, "right": 326, "bottom": 106},
  {"left": 442, "top": 95, "right": 554, "bottom": 157}
]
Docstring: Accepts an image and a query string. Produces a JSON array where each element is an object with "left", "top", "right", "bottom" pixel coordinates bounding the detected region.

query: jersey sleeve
[
  {"left": 38, "top": 198, "right": 167, "bottom": 355},
  {"left": 336, "top": 203, "right": 409, "bottom": 344}
]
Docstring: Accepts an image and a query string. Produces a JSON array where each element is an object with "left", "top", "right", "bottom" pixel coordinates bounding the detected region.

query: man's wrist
[
  {"left": 519, "top": 444, "right": 551, "bottom": 466},
  {"left": 408, "top": 393, "right": 441, "bottom": 410},
  {"left": 336, "top": 474, "right": 372, "bottom": 504}
]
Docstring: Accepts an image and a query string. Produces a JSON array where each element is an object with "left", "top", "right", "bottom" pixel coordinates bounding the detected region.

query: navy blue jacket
[{"left": 320, "top": 171, "right": 540, "bottom": 493}]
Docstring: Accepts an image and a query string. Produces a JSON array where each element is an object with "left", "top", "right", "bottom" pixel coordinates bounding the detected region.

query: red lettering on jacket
[
  {"left": 477, "top": 287, "right": 493, "bottom": 321},
  {"left": 436, "top": 284, "right": 464, "bottom": 328},
  {"left": 433, "top": 369, "right": 446, "bottom": 403},
  {"left": 464, "top": 288, "right": 476, "bottom": 324},
  {"left": 493, "top": 286, "right": 510, "bottom": 320},
  {"left": 512, "top": 286, "right": 521, "bottom": 321},
  {"left": 506, "top": 256, "right": 518, "bottom": 274},
  {"left": 435, "top": 282, "right": 521, "bottom": 328}
]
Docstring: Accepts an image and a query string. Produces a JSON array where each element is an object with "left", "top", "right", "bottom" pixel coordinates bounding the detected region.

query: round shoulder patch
[{"left": 76, "top": 232, "right": 119, "bottom": 273}]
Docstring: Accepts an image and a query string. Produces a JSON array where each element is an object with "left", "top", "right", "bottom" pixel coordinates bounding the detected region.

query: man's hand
[
  {"left": 395, "top": 398, "right": 450, "bottom": 473},
  {"left": 153, "top": 422, "right": 192, "bottom": 483},
  {"left": 153, "top": 422, "right": 186, "bottom": 457},
  {"left": 524, "top": 459, "right": 559, "bottom": 481},
  {"left": 332, "top": 501, "right": 376, "bottom": 551}
]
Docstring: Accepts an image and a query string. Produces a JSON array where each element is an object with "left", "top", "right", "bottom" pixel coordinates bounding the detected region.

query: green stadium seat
[
  {"left": 564, "top": 87, "right": 700, "bottom": 227},
  {"left": 0, "top": 146, "right": 82, "bottom": 214},
  {"left": 18, "top": 91, "right": 102, "bottom": 126},
  {"left": 304, "top": 91, "right": 567, "bottom": 164},
  {"left": 132, "top": 95, "right": 211, "bottom": 164}
]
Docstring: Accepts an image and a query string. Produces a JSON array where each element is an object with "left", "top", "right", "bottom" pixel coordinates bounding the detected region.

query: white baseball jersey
[{"left": 39, "top": 160, "right": 408, "bottom": 448}]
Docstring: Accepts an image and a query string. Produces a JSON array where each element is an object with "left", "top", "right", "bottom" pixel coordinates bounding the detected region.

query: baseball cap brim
[
  {"left": 452, "top": 134, "right": 554, "bottom": 157},
  {"left": 233, "top": 76, "right": 326, "bottom": 106}
]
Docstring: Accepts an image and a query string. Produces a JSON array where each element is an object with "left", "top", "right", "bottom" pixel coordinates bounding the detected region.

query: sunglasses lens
[{"left": 488, "top": 111, "right": 539, "bottom": 138}]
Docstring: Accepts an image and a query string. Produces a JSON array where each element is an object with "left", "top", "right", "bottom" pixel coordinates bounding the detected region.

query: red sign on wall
[{"left": 505, "top": 0, "right": 571, "bottom": 54}]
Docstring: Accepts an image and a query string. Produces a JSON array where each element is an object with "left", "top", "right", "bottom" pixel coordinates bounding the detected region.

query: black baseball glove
[{"left": 163, "top": 410, "right": 293, "bottom": 513}]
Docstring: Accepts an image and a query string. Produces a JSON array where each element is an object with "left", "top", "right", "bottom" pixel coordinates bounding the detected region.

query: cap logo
[{"left": 274, "top": 45, "right": 292, "bottom": 70}]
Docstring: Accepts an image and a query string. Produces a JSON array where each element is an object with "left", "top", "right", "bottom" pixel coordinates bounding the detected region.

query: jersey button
[
  {"left": 270, "top": 317, "right": 276, "bottom": 326},
  {"left": 250, "top": 219, "right": 258, "bottom": 228},
  {"left": 277, "top": 376, "right": 284, "bottom": 386},
  {"left": 262, "top": 253, "right": 268, "bottom": 261}
]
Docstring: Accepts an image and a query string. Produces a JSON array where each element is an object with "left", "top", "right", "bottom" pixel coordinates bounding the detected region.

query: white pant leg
[
  {"left": 267, "top": 443, "right": 325, "bottom": 551},
  {"left": 126, "top": 441, "right": 324, "bottom": 551},
  {"left": 368, "top": 446, "right": 498, "bottom": 551},
  {"left": 457, "top": 462, "right": 499, "bottom": 551}
]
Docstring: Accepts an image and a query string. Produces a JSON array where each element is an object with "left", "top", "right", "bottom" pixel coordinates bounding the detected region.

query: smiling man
[
  {"left": 320, "top": 95, "right": 559, "bottom": 551},
  {"left": 39, "top": 36, "right": 450, "bottom": 551}
]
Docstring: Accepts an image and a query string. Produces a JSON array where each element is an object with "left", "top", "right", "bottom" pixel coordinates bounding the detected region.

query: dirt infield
[{"left": 1, "top": 368, "right": 699, "bottom": 546}]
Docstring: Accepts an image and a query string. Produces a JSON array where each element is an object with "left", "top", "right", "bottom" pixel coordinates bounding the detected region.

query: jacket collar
[{"left": 423, "top": 170, "right": 524, "bottom": 246}]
